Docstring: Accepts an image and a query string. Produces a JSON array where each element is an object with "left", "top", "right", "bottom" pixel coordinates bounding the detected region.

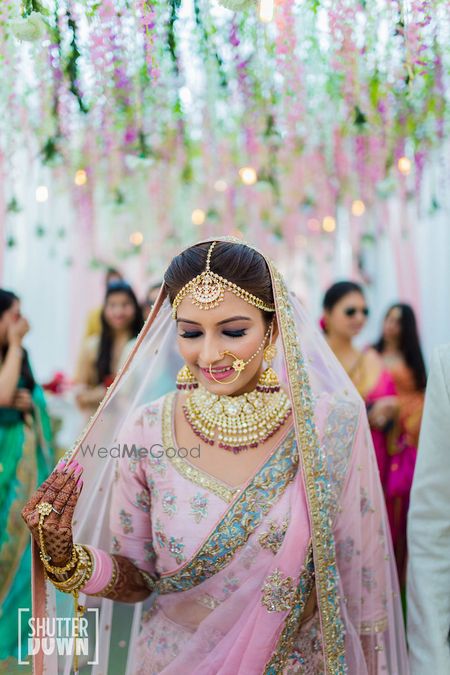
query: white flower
[
  {"left": 216, "top": 0, "right": 256, "bottom": 11},
  {"left": 10, "top": 12, "right": 47, "bottom": 43}
]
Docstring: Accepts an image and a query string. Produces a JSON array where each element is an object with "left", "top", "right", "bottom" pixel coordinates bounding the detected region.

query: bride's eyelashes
[{"left": 179, "top": 329, "right": 248, "bottom": 339}]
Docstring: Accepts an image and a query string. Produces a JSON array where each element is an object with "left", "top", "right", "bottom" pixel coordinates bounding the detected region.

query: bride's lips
[{"left": 200, "top": 366, "right": 235, "bottom": 382}]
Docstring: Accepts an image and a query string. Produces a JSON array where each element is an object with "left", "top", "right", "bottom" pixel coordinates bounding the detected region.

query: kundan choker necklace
[{"left": 183, "top": 384, "right": 292, "bottom": 454}]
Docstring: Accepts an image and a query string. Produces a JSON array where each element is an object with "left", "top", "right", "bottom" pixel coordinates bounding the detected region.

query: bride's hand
[{"left": 21, "top": 459, "right": 84, "bottom": 568}]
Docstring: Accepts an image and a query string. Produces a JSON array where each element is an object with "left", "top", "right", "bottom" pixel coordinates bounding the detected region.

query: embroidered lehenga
[{"left": 31, "top": 238, "right": 408, "bottom": 674}]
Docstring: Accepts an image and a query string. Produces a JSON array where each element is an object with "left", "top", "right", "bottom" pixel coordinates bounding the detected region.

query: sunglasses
[{"left": 344, "top": 307, "right": 369, "bottom": 317}]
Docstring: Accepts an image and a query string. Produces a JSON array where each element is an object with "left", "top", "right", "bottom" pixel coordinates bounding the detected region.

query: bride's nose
[{"left": 199, "top": 334, "right": 224, "bottom": 366}]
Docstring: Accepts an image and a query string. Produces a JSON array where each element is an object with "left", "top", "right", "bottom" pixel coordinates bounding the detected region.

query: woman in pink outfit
[
  {"left": 373, "top": 304, "right": 426, "bottom": 588},
  {"left": 322, "top": 282, "right": 399, "bottom": 484},
  {"left": 22, "top": 239, "right": 407, "bottom": 674}
]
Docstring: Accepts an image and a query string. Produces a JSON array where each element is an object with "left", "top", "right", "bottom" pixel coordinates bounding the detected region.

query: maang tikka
[{"left": 171, "top": 241, "right": 276, "bottom": 319}]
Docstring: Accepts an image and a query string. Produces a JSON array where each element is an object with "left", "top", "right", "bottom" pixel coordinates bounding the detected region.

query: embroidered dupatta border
[
  {"left": 156, "top": 402, "right": 298, "bottom": 594},
  {"left": 267, "top": 264, "right": 347, "bottom": 674}
]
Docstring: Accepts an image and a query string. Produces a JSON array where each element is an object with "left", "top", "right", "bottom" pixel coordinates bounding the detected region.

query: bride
[{"left": 21, "top": 237, "right": 408, "bottom": 674}]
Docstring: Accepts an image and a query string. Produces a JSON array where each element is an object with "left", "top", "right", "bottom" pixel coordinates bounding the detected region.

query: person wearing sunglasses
[{"left": 321, "top": 282, "right": 400, "bottom": 534}]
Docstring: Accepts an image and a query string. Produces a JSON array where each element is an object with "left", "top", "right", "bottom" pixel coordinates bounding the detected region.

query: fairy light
[
  {"left": 36, "top": 186, "right": 48, "bottom": 203},
  {"left": 397, "top": 157, "right": 411, "bottom": 175},
  {"left": 351, "top": 199, "right": 366, "bottom": 216},
  {"left": 259, "top": 0, "right": 274, "bottom": 23},
  {"left": 191, "top": 209, "right": 206, "bottom": 225},
  {"left": 322, "top": 216, "right": 336, "bottom": 233},
  {"left": 75, "top": 169, "right": 87, "bottom": 186},
  {"left": 239, "top": 167, "right": 257, "bottom": 185},
  {"left": 129, "top": 231, "right": 144, "bottom": 246},
  {"left": 307, "top": 218, "right": 321, "bottom": 232},
  {"left": 214, "top": 179, "right": 228, "bottom": 192}
]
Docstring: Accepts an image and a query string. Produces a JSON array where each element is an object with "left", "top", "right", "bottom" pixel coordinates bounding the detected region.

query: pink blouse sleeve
[{"left": 109, "top": 406, "right": 157, "bottom": 575}]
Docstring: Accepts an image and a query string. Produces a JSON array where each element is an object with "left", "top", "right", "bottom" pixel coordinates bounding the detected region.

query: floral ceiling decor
[{"left": 0, "top": 0, "right": 449, "bottom": 274}]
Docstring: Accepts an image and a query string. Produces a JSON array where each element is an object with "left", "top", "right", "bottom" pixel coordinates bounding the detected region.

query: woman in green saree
[{"left": 0, "top": 290, "right": 54, "bottom": 671}]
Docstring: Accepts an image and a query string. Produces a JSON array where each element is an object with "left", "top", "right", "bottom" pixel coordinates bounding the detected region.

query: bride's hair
[{"left": 164, "top": 241, "right": 274, "bottom": 319}]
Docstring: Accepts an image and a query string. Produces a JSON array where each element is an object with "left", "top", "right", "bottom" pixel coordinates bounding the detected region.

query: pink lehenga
[{"left": 30, "top": 237, "right": 408, "bottom": 674}]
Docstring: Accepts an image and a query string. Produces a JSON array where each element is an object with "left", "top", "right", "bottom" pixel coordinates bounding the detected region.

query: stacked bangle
[
  {"left": 46, "top": 545, "right": 93, "bottom": 594},
  {"left": 39, "top": 545, "right": 78, "bottom": 576},
  {"left": 89, "top": 554, "right": 119, "bottom": 597},
  {"left": 139, "top": 569, "right": 157, "bottom": 593}
]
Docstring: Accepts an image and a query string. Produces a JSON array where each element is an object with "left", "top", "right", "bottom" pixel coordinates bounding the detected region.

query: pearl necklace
[{"left": 183, "top": 384, "right": 292, "bottom": 454}]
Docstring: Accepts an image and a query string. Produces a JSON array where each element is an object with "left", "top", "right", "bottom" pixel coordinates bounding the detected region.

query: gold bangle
[
  {"left": 36, "top": 501, "right": 78, "bottom": 575},
  {"left": 90, "top": 554, "right": 119, "bottom": 598},
  {"left": 139, "top": 569, "right": 157, "bottom": 593},
  {"left": 47, "top": 545, "right": 93, "bottom": 595},
  {"left": 40, "top": 545, "right": 78, "bottom": 575}
]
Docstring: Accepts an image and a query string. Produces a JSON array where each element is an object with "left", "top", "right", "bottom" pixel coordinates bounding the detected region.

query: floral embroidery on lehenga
[
  {"left": 196, "top": 593, "right": 222, "bottom": 610},
  {"left": 119, "top": 509, "right": 133, "bottom": 534},
  {"left": 261, "top": 569, "right": 296, "bottom": 612},
  {"left": 190, "top": 492, "right": 209, "bottom": 523},
  {"left": 168, "top": 536, "right": 186, "bottom": 565},
  {"left": 154, "top": 518, "right": 186, "bottom": 565},
  {"left": 336, "top": 536, "right": 355, "bottom": 564},
  {"left": 162, "top": 489, "right": 177, "bottom": 517},
  {"left": 144, "top": 540, "right": 156, "bottom": 562},
  {"left": 144, "top": 404, "right": 160, "bottom": 427},
  {"left": 360, "top": 487, "right": 374, "bottom": 516},
  {"left": 112, "top": 536, "right": 121, "bottom": 553},
  {"left": 145, "top": 475, "right": 159, "bottom": 501},
  {"left": 134, "top": 489, "right": 151, "bottom": 512},
  {"left": 134, "top": 403, "right": 160, "bottom": 429},
  {"left": 222, "top": 573, "right": 240, "bottom": 597},
  {"left": 128, "top": 455, "right": 140, "bottom": 475},
  {"left": 241, "top": 541, "right": 261, "bottom": 570},
  {"left": 259, "top": 519, "right": 289, "bottom": 554},
  {"left": 154, "top": 518, "right": 168, "bottom": 548},
  {"left": 362, "top": 566, "right": 377, "bottom": 593},
  {"left": 284, "top": 612, "right": 324, "bottom": 674},
  {"left": 148, "top": 454, "right": 168, "bottom": 477}
]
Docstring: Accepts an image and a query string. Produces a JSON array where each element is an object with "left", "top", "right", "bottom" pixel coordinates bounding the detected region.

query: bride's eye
[
  {"left": 179, "top": 331, "right": 202, "bottom": 338},
  {"left": 179, "top": 328, "right": 247, "bottom": 339},
  {"left": 223, "top": 329, "right": 247, "bottom": 338}
]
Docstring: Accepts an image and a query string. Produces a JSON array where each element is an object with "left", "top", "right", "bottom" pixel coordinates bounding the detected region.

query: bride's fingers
[
  {"left": 21, "top": 461, "right": 67, "bottom": 521},
  {"left": 49, "top": 466, "right": 83, "bottom": 516},
  {"left": 60, "top": 479, "right": 83, "bottom": 526},
  {"left": 38, "top": 460, "right": 81, "bottom": 507}
]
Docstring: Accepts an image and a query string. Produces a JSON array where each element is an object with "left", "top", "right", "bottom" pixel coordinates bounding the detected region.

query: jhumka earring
[
  {"left": 176, "top": 364, "right": 198, "bottom": 390},
  {"left": 257, "top": 323, "right": 280, "bottom": 393}
]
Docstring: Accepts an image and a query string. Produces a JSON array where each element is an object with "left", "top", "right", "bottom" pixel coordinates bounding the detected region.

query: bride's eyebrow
[{"left": 176, "top": 316, "right": 252, "bottom": 326}]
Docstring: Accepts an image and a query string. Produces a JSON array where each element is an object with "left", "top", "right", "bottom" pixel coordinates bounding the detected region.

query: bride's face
[{"left": 176, "top": 291, "right": 275, "bottom": 396}]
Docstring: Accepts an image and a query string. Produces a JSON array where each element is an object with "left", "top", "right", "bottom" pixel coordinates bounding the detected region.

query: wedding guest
[
  {"left": 322, "top": 282, "right": 399, "bottom": 509},
  {"left": 373, "top": 303, "right": 426, "bottom": 586},
  {"left": 84, "top": 267, "right": 124, "bottom": 338},
  {"left": 0, "top": 290, "right": 54, "bottom": 667},
  {"left": 75, "top": 281, "right": 144, "bottom": 414},
  {"left": 142, "top": 281, "right": 162, "bottom": 320}
]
